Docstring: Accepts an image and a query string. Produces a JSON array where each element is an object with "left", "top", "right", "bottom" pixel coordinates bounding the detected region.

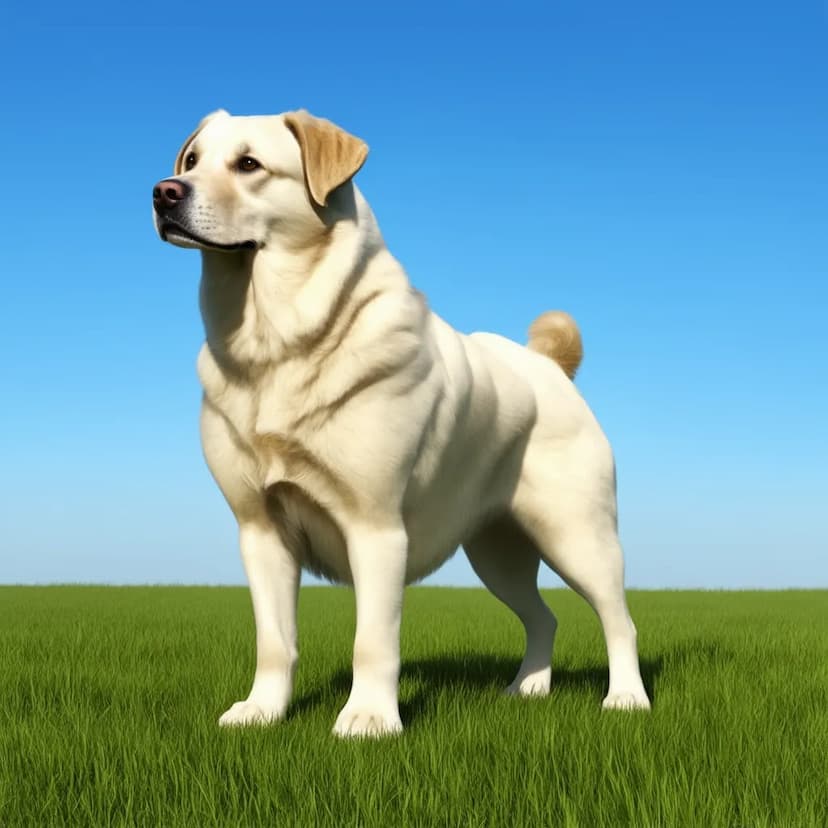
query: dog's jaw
[{"left": 158, "top": 219, "right": 257, "bottom": 252}]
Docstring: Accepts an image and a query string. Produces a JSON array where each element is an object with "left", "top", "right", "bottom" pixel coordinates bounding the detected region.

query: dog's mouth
[{"left": 160, "top": 221, "right": 257, "bottom": 252}]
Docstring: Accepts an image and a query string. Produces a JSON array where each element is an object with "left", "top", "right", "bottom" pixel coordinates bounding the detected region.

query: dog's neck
[{"left": 197, "top": 187, "right": 401, "bottom": 377}]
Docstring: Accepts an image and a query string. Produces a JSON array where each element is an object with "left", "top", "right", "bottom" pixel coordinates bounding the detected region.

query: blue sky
[{"left": 1, "top": 2, "right": 825, "bottom": 587}]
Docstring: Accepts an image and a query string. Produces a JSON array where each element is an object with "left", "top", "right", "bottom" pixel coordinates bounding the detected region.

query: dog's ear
[
  {"left": 173, "top": 109, "right": 229, "bottom": 175},
  {"left": 284, "top": 110, "right": 368, "bottom": 207}
]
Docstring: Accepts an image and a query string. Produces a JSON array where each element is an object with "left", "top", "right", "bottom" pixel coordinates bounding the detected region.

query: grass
[{"left": 0, "top": 585, "right": 825, "bottom": 827}]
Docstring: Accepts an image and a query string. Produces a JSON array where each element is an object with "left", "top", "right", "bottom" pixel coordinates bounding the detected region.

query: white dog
[{"left": 152, "top": 109, "right": 651, "bottom": 737}]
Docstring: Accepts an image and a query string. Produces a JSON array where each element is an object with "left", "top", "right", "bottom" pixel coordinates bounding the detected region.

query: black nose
[{"left": 153, "top": 178, "right": 191, "bottom": 212}]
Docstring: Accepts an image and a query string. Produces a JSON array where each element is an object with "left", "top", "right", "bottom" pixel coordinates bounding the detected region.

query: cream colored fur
[{"left": 153, "top": 109, "right": 651, "bottom": 737}]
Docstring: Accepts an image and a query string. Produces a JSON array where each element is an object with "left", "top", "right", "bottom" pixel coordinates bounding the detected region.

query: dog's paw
[
  {"left": 601, "top": 691, "right": 651, "bottom": 712},
  {"left": 218, "top": 700, "right": 283, "bottom": 727},
  {"left": 332, "top": 705, "right": 403, "bottom": 739},
  {"left": 505, "top": 667, "right": 551, "bottom": 698}
]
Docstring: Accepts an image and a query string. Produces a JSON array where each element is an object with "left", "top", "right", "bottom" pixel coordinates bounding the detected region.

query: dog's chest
[
  {"left": 196, "top": 343, "right": 344, "bottom": 491},
  {"left": 197, "top": 343, "right": 356, "bottom": 582}
]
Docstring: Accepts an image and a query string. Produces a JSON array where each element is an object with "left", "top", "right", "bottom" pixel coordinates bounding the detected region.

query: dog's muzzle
[{"left": 152, "top": 178, "right": 256, "bottom": 251}]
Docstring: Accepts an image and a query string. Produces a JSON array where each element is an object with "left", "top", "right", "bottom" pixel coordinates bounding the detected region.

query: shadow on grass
[
  {"left": 399, "top": 654, "right": 666, "bottom": 723},
  {"left": 291, "top": 649, "right": 689, "bottom": 725}
]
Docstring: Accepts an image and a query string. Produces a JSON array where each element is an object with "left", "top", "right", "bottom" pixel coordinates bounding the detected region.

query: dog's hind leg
[
  {"left": 514, "top": 497, "right": 651, "bottom": 710},
  {"left": 464, "top": 518, "right": 557, "bottom": 696}
]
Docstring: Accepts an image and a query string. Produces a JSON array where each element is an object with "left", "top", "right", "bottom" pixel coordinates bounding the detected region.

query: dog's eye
[
  {"left": 184, "top": 152, "right": 197, "bottom": 171},
  {"left": 237, "top": 156, "right": 261, "bottom": 173}
]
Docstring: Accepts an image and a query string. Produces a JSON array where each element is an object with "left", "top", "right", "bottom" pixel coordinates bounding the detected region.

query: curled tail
[{"left": 527, "top": 310, "right": 583, "bottom": 379}]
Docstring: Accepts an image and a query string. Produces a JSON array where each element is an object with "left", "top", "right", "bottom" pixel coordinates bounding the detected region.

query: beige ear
[
  {"left": 284, "top": 110, "right": 369, "bottom": 207},
  {"left": 173, "top": 109, "right": 230, "bottom": 175}
]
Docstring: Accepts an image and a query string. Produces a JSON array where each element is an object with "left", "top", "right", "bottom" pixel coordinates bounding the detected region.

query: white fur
[{"left": 154, "top": 111, "right": 651, "bottom": 737}]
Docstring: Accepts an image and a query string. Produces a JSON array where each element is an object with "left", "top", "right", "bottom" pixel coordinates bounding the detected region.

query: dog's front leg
[
  {"left": 219, "top": 521, "right": 300, "bottom": 727},
  {"left": 333, "top": 525, "right": 408, "bottom": 738}
]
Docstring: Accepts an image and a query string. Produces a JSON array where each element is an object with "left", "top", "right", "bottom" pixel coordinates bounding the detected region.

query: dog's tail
[{"left": 527, "top": 310, "right": 583, "bottom": 379}]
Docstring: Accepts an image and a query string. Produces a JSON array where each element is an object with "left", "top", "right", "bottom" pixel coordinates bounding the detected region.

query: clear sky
[{"left": 1, "top": 2, "right": 826, "bottom": 588}]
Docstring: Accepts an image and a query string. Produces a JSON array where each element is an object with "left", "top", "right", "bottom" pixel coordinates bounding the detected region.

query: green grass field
[{"left": 0, "top": 586, "right": 825, "bottom": 827}]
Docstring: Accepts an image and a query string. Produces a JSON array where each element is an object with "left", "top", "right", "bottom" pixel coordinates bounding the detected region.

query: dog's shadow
[{"left": 291, "top": 648, "right": 687, "bottom": 725}]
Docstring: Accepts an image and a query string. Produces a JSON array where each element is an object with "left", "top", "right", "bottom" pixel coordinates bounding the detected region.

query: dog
[{"left": 152, "top": 109, "right": 651, "bottom": 737}]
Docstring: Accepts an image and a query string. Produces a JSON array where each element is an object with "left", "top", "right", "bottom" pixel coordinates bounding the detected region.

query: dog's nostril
[
  {"left": 165, "top": 187, "right": 179, "bottom": 200},
  {"left": 152, "top": 186, "right": 162, "bottom": 199}
]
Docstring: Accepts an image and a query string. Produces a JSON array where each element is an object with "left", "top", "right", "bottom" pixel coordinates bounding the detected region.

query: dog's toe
[
  {"left": 601, "top": 691, "right": 651, "bottom": 711},
  {"left": 332, "top": 706, "right": 403, "bottom": 739},
  {"left": 218, "top": 700, "right": 281, "bottom": 727}
]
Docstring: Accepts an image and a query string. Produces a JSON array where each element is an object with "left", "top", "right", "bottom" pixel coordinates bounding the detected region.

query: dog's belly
[
  {"left": 269, "top": 480, "right": 462, "bottom": 585},
  {"left": 299, "top": 521, "right": 468, "bottom": 587}
]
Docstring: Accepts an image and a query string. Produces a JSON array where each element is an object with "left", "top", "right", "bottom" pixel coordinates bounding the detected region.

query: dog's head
[{"left": 152, "top": 110, "right": 368, "bottom": 252}]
